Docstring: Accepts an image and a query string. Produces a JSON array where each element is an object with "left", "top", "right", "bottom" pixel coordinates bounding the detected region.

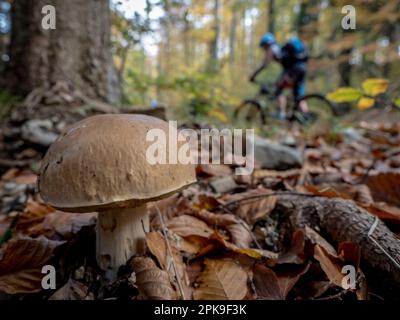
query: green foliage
[
  {"left": 326, "top": 87, "right": 363, "bottom": 103},
  {"left": 327, "top": 78, "right": 391, "bottom": 110},
  {"left": 394, "top": 98, "right": 400, "bottom": 109},
  {"left": 0, "top": 90, "right": 19, "bottom": 121}
]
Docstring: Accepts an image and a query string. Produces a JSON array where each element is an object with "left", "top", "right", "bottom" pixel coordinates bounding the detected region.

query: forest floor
[{"left": 0, "top": 103, "right": 400, "bottom": 300}]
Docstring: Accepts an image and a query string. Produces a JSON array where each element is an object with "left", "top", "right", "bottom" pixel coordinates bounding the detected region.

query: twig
[
  {"left": 154, "top": 204, "right": 186, "bottom": 300},
  {"left": 314, "top": 289, "right": 350, "bottom": 301},
  {"left": 238, "top": 219, "right": 263, "bottom": 250},
  {"left": 218, "top": 191, "right": 318, "bottom": 210}
]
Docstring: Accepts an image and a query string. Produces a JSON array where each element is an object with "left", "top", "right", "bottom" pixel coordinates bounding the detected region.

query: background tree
[{"left": 5, "top": 0, "right": 121, "bottom": 104}]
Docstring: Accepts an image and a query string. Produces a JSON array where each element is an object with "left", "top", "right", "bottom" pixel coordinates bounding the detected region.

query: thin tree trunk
[
  {"left": 268, "top": 0, "right": 275, "bottom": 33},
  {"left": 229, "top": 4, "right": 239, "bottom": 65},
  {"left": 208, "top": 0, "right": 221, "bottom": 73}
]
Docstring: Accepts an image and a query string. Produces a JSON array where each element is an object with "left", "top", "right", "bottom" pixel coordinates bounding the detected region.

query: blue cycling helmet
[{"left": 259, "top": 32, "right": 276, "bottom": 47}]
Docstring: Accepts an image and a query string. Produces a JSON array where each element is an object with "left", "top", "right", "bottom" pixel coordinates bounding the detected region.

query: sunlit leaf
[
  {"left": 326, "top": 88, "right": 363, "bottom": 103},
  {"left": 208, "top": 109, "right": 228, "bottom": 123},
  {"left": 394, "top": 98, "right": 400, "bottom": 108},
  {"left": 358, "top": 97, "right": 375, "bottom": 110},
  {"left": 362, "top": 78, "right": 389, "bottom": 97}
]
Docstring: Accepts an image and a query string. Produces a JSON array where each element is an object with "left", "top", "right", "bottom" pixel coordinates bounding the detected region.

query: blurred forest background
[{"left": 0, "top": 0, "right": 399, "bottom": 120}]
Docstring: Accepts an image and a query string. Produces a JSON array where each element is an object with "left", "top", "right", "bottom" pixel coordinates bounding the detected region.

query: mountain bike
[{"left": 234, "top": 81, "right": 339, "bottom": 127}]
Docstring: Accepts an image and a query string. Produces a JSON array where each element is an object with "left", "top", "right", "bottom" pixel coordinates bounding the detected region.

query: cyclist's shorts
[{"left": 276, "top": 63, "right": 307, "bottom": 99}]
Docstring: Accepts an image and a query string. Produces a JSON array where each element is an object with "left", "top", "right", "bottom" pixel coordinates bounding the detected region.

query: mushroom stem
[{"left": 96, "top": 205, "right": 149, "bottom": 276}]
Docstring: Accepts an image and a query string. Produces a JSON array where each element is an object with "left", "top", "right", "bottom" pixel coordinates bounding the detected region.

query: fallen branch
[{"left": 275, "top": 195, "right": 400, "bottom": 294}]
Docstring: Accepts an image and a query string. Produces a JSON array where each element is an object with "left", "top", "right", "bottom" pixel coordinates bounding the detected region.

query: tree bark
[
  {"left": 267, "top": 0, "right": 275, "bottom": 34},
  {"left": 276, "top": 195, "right": 400, "bottom": 295},
  {"left": 229, "top": 3, "right": 238, "bottom": 65},
  {"left": 6, "top": 0, "right": 121, "bottom": 104},
  {"left": 208, "top": 0, "right": 221, "bottom": 73}
]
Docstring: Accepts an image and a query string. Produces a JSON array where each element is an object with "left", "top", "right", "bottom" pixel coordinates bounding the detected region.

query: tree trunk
[
  {"left": 208, "top": 0, "right": 221, "bottom": 73},
  {"left": 338, "top": 47, "right": 352, "bottom": 86},
  {"left": 6, "top": 0, "right": 121, "bottom": 104},
  {"left": 229, "top": 4, "right": 238, "bottom": 65},
  {"left": 267, "top": 0, "right": 275, "bottom": 33}
]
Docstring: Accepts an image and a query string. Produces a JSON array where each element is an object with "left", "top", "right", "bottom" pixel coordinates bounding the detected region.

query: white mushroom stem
[{"left": 96, "top": 205, "right": 149, "bottom": 276}]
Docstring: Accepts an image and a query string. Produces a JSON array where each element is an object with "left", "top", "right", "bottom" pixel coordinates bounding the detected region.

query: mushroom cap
[{"left": 38, "top": 114, "right": 197, "bottom": 212}]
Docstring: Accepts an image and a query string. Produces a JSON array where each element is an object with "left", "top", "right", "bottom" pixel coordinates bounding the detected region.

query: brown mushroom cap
[{"left": 38, "top": 114, "right": 197, "bottom": 212}]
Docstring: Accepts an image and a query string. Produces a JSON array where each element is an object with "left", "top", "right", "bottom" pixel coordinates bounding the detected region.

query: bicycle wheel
[
  {"left": 234, "top": 100, "right": 266, "bottom": 127},
  {"left": 295, "top": 94, "right": 338, "bottom": 127}
]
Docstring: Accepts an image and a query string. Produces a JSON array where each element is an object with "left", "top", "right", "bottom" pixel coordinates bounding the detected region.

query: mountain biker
[{"left": 249, "top": 32, "right": 309, "bottom": 120}]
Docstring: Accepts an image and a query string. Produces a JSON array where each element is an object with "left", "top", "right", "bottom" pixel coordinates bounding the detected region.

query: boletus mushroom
[{"left": 38, "top": 114, "right": 196, "bottom": 277}]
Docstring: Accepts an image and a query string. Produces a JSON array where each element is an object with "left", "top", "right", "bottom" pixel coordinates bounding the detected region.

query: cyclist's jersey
[{"left": 270, "top": 43, "right": 283, "bottom": 62}]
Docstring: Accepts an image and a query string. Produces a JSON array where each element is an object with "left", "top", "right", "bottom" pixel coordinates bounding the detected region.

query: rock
[
  {"left": 341, "top": 127, "right": 365, "bottom": 142},
  {"left": 210, "top": 176, "right": 238, "bottom": 194},
  {"left": 251, "top": 136, "right": 303, "bottom": 170},
  {"left": 21, "top": 119, "right": 59, "bottom": 147}
]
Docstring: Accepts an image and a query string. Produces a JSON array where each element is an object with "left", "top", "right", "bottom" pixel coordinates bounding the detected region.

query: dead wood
[{"left": 275, "top": 195, "right": 400, "bottom": 293}]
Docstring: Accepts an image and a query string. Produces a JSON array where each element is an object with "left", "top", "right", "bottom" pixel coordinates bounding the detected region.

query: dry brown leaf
[
  {"left": 314, "top": 245, "right": 344, "bottom": 288},
  {"left": 225, "top": 223, "right": 252, "bottom": 248},
  {"left": 17, "top": 198, "right": 56, "bottom": 232},
  {"left": 1, "top": 169, "right": 37, "bottom": 185},
  {"left": 253, "top": 263, "right": 310, "bottom": 300},
  {"left": 278, "top": 230, "right": 306, "bottom": 264},
  {"left": 276, "top": 264, "right": 310, "bottom": 298},
  {"left": 196, "top": 164, "right": 232, "bottom": 177},
  {"left": 188, "top": 210, "right": 252, "bottom": 248},
  {"left": 130, "top": 257, "right": 177, "bottom": 300},
  {"left": 0, "top": 236, "right": 64, "bottom": 294},
  {"left": 189, "top": 209, "right": 238, "bottom": 227},
  {"left": 27, "top": 211, "right": 97, "bottom": 238},
  {"left": 223, "top": 189, "right": 277, "bottom": 224},
  {"left": 193, "top": 259, "right": 247, "bottom": 300},
  {"left": 305, "top": 226, "right": 337, "bottom": 257},
  {"left": 338, "top": 242, "right": 361, "bottom": 269},
  {"left": 252, "top": 264, "right": 283, "bottom": 300},
  {"left": 198, "top": 232, "right": 278, "bottom": 261},
  {"left": 305, "top": 183, "right": 373, "bottom": 207},
  {"left": 193, "top": 194, "right": 223, "bottom": 211},
  {"left": 49, "top": 278, "right": 93, "bottom": 300},
  {"left": 166, "top": 215, "right": 214, "bottom": 238},
  {"left": 145, "top": 232, "right": 191, "bottom": 299},
  {"left": 367, "top": 202, "right": 400, "bottom": 222},
  {"left": 366, "top": 172, "right": 400, "bottom": 207}
]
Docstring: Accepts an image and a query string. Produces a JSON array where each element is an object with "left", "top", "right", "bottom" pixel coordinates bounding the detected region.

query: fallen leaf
[
  {"left": 367, "top": 202, "right": 400, "bottom": 222},
  {"left": 196, "top": 164, "right": 232, "bottom": 177},
  {"left": 276, "top": 264, "right": 310, "bottom": 298},
  {"left": 197, "top": 232, "right": 278, "bottom": 261},
  {"left": 0, "top": 236, "right": 64, "bottom": 294},
  {"left": 188, "top": 210, "right": 252, "bottom": 248},
  {"left": 314, "top": 245, "right": 343, "bottom": 288},
  {"left": 252, "top": 264, "right": 283, "bottom": 300},
  {"left": 225, "top": 223, "right": 252, "bottom": 248},
  {"left": 166, "top": 215, "right": 214, "bottom": 239},
  {"left": 193, "top": 259, "right": 248, "bottom": 300},
  {"left": 223, "top": 189, "right": 276, "bottom": 224},
  {"left": 193, "top": 194, "right": 222, "bottom": 211},
  {"left": 27, "top": 211, "right": 97, "bottom": 238},
  {"left": 366, "top": 173, "right": 400, "bottom": 207},
  {"left": 338, "top": 242, "right": 361, "bottom": 270},
  {"left": 130, "top": 257, "right": 177, "bottom": 300},
  {"left": 278, "top": 230, "right": 306, "bottom": 264},
  {"left": 305, "top": 183, "right": 373, "bottom": 207},
  {"left": 49, "top": 278, "right": 93, "bottom": 300},
  {"left": 145, "top": 232, "right": 191, "bottom": 299},
  {"left": 17, "top": 198, "right": 56, "bottom": 232},
  {"left": 305, "top": 226, "right": 337, "bottom": 257}
]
